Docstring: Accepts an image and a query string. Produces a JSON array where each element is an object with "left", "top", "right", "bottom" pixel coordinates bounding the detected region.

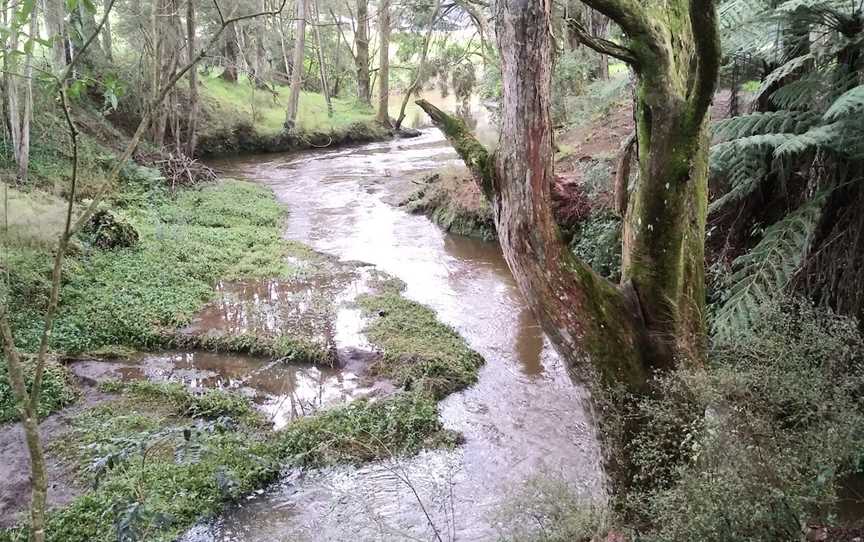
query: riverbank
[
  {"left": 192, "top": 77, "right": 417, "bottom": 157},
  {"left": 0, "top": 166, "right": 485, "bottom": 539}
]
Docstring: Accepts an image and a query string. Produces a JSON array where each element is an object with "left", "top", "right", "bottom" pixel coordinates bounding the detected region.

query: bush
[
  {"left": 622, "top": 299, "right": 864, "bottom": 541},
  {"left": 0, "top": 359, "right": 78, "bottom": 423},
  {"left": 571, "top": 214, "right": 622, "bottom": 281}
]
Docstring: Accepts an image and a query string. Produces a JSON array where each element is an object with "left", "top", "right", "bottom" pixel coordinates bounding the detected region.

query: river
[{"left": 183, "top": 127, "right": 605, "bottom": 541}]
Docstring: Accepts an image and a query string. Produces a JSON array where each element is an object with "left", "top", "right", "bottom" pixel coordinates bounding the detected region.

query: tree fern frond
[
  {"left": 753, "top": 54, "right": 814, "bottom": 103},
  {"left": 712, "top": 196, "right": 826, "bottom": 342},
  {"left": 773, "top": 121, "right": 855, "bottom": 156},
  {"left": 823, "top": 85, "right": 864, "bottom": 122},
  {"left": 711, "top": 133, "right": 795, "bottom": 175},
  {"left": 713, "top": 111, "right": 818, "bottom": 142},
  {"left": 769, "top": 71, "right": 831, "bottom": 110}
]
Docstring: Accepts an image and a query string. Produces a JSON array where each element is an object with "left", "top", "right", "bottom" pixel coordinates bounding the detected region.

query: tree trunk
[
  {"left": 376, "top": 0, "right": 391, "bottom": 127},
  {"left": 418, "top": 0, "right": 720, "bottom": 389},
  {"left": 589, "top": 9, "right": 609, "bottom": 80},
  {"left": 311, "top": 0, "right": 333, "bottom": 117},
  {"left": 186, "top": 0, "right": 199, "bottom": 156},
  {"left": 42, "top": 0, "right": 68, "bottom": 69},
  {"left": 355, "top": 0, "right": 371, "bottom": 104},
  {"left": 285, "top": 0, "right": 307, "bottom": 129},
  {"left": 394, "top": 0, "right": 439, "bottom": 130},
  {"left": 221, "top": 21, "right": 239, "bottom": 82},
  {"left": 102, "top": 0, "right": 114, "bottom": 61}
]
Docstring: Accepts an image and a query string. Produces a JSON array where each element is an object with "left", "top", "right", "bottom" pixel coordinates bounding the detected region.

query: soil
[{"left": 0, "top": 383, "right": 114, "bottom": 528}]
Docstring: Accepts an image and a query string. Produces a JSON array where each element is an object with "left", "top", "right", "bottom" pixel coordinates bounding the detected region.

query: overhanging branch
[
  {"left": 415, "top": 99, "right": 495, "bottom": 200},
  {"left": 565, "top": 17, "right": 637, "bottom": 66}
]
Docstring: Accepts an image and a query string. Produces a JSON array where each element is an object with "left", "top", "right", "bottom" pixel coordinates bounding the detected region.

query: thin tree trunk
[
  {"left": 221, "top": 21, "right": 239, "bottom": 82},
  {"left": 278, "top": 11, "right": 291, "bottom": 80},
  {"left": 17, "top": 1, "right": 36, "bottom": 181},
  {"left": 355, "top": 0, "right": 371, "bottom": 104},
  {"left": 376, "top": 0, "right": 391, "bottom": 126},
  {"left": 42, "top": 0, "right": 67, "bottom": 69},
  {"left": 311, "top": 0, "right": 333, "bottom": 116},
  {"left": 285, "top": 0, "right": 307, "bottom": 129},
  {"left": 102, "top": 0, "right": 114, "bottom": 60},
  {"left": 589, "top": 9, "right": 609, "bottom": 80},
  {"left": 394, "top": 0, "right": 439, "bottom": 130},
  {"left": 186, "top": 0, "right": 199, "bottom": 156}
]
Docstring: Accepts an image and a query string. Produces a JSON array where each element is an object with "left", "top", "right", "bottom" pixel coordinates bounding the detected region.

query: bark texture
[
  {"left": 376, "top": 0, "right": 392, "bottom": 126},
  {"left": 419, "top": 0, "right": 720, "bottom": 388},
  {"left": 285, "top": 0, "right": 307, "bottom": 129},
  {"left": 355, "top": 0, "right": 371, "bottom": 104}
]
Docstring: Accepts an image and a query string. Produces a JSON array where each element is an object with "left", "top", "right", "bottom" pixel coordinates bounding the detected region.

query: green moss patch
[
  {"left": 6, "top": 180, "right": 310, "bottom": 356},
  {"left": 357, "top": 289, "right": 484, "bottom": 398}
]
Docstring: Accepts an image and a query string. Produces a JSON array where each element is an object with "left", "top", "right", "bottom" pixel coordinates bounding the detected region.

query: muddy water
[{"left": 188, "top": 130, "right": 605, "bottom": 540}]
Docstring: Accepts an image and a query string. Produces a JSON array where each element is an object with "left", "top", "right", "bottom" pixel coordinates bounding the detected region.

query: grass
[
  {"left": 6, "top": 178, "right": 306, "bottom": 356},
  {"left": 0, "top": 359, "right": 78, "bottom": 424},
  {"left": 200, "top": 75, "right": 376, "bottom": 136},
  {"left": 357, "top": 281, "right": 485, "bottom": 398}
]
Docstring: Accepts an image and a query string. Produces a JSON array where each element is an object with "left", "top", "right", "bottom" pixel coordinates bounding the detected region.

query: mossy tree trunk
[
  {"left": 418, "top": 0, "right": 719, "bottom": 389},
  {"left": 355, "top": 0, "right": 372, "bottom": 105}
]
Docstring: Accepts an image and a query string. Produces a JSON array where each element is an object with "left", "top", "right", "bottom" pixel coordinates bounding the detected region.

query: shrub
[
  {"left": 0, "top": 358, "right": 78, "bottom": 423},
  {"left": 621, "top": 299, "right": 864, "bottom": 541},
  {"left": 571, "top": 214, "right": 622, "bottom": 281}
]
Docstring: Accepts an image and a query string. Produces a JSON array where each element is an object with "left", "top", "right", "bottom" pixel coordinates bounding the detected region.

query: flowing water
[{"left": 183, "top": 126, "right": 605, "bottom": 541}]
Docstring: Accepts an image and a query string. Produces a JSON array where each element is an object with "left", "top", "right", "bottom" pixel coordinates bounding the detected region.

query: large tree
[{"left": 419, "top": 0, "right": 720, "bottom": 390}]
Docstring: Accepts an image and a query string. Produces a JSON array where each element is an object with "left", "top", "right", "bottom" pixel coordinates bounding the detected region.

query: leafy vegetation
[
  {"left": 358, "top": 285, "right": 485, "bottom": 398},
  {"left": 0, "top": 359, "right": 77, "bottom": 424},
  {"left": 615, "top": 299, "right": 864, "bottom": 540},
  {"left": 709, "top": 0, "right": 864, "bottom": 337},
  {"left": 6, "top": 177, "right": 304, "bottom": 356}
]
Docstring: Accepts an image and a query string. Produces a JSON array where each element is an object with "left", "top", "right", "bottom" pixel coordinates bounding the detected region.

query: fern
[
  {"left": 713, "top": 111, "right": 818, "bottom": 142},
  {"left": 768, "top": 72, "right": 828, "bottom": 110},
  {"left": 752, "top": 54, "right": 814, "bottom": 104},
  {"left": 712, "top": 196, "right": 826, "bottom": 342},
  {"left": 823, "top": 85, "right": 864, "bottom": 122},
  {"left": 774, "top": 121, "right": 857, "bottom": 156}
]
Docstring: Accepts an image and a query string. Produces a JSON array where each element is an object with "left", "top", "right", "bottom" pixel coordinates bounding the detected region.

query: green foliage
[
  {"left": 276, "top": 392, "right": 452, "bottom": 465},
  {"left": 494, "top": 477, "right": 611, "bottom": 542},
  {"left": 712, "top": 196, "right": 825, "bottom": 341},
  {"left": 81, "top": 209, "right": 139, "bottom": 250},
  {"left": 0, "top": 359, "right": 78, "bottom": 423},
  {"left": 570, "top": 214, "right": 622, "bottom": 281},
  {"left": 200, "top": 76, "right": 376, "bottom": 137},
  {"left": 6, "top": 180, "right": 299, "bottom": 355},
  {"left": 710, "top": 0, "right": 864, "bottom": 333},
  {"left": 624, "top": 299, "right": 864, "bottom": 541},
  {"left": 11, "top": 400, "right": 280, "bottom": 542},
  {"left": 357, "top": 289, "right": 485, "bottom": 398}
]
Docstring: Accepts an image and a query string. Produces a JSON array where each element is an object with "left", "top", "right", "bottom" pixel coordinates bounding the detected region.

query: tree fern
[
  {"left": 713, "top": 110, "right": 818, "bottom": 142},
  {"left": 823, "top": 85, "right": 864, "bottom": 122},
  {"left": 713, "top": 195, "right": 826, "bottom": 342},
  {"left": 753, "top": 54, "right": 815, "bottom": 104}
]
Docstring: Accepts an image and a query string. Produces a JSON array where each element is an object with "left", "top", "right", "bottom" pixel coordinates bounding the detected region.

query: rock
[{"left": 397, "top": 126, "right": 422, "bottom": 138}]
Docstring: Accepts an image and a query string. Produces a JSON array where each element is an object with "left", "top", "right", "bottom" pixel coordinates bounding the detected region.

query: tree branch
[
  {"left": 689, "top": 0, "right": 721, "bottom": 127},
  {"left": 578, "top": 0, "right": 649, "bottom": 39},
  {"left": 565, "top": 16, "right": 637, "bottom": 66},
  {"left": 415, "top": 99, "right": 495, "bottom": 200}
]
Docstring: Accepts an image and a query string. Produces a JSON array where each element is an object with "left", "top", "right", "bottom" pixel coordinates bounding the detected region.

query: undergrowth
[{"left": 357, "top": 284, "right": 484, "bottom": 398}]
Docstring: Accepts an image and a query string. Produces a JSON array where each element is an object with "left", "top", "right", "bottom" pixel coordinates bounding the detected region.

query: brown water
[{"left": 184, "top": 129, "right": 605, "bottom": 541}]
